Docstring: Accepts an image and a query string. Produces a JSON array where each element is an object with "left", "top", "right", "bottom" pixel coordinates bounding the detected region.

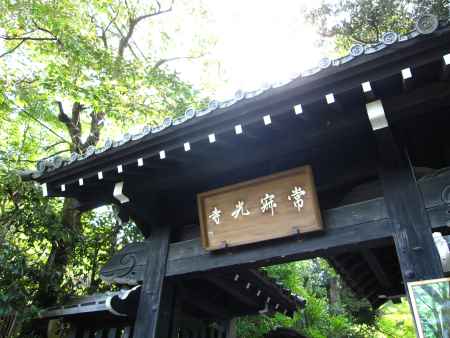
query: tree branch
[
  {"left": 82, "top": 111, "right": 106, "bottom": 150},
  {"left": 32, "top": 20, "right": 64, "bottom": 47},
  {"left": 44, "top": 140, "right": 67, "bottom": 151},
  {"left": 56, "top": 101, "right": 83, "bottom": 152},
  {"left": 1, "top": 22, "right": 64, "bottom": 49},
  {"left": 56, "top": 101, "right": 70, "bottom": 124},
  {"left": 152, "top": 54, "right": 204, "bottom": 70},
  {"left": 117, "top": 0, "right": 174, "bottom": 59},
  {"left": 130, "top": 39, "right": 149, "bottom": 61},
  {"left": 100, "top": 31, "right": 109, "bottom": 49},
  {"left": 15, "top": 123, "right": 30, "bottom": 165},
  {"left": 0, "top": 35, "right": 57, "bottom": 42},
  {"left": 71, "top": 102, "right": 84, "bottom": 126},
  {"left": 17, "top": 106, "right": 70, "bottom": 144},
  {"left": 127, "top": 43, "right": 140, "bottom": 60},
  {"left": 0, "top": 40, "right": 26, "bottom": 58},
  {"left": 91, "top": 10, "right": 119, "bottom": 50}
]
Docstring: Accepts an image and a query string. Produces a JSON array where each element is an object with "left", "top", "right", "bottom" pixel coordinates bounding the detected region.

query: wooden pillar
[
  {"left": 133, "top": 224, "right": 174, "bottom": 338},
  {"left": 366, "top": 100, "right": 443, "bottom": 285}
]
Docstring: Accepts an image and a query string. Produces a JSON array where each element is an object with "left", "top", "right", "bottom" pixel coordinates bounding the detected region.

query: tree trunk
[
  {"left": 35, "top": 198, "right": 81, "bottom": 307},
  {"left": 327, "top": 276, "right": 340, "bottom": 314}
]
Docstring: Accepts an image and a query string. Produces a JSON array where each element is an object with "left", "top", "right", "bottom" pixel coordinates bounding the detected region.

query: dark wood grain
[
  {"left": 134, "top": 225, "right": 173, "bottom": 338},
  {"left": 361, "top": 249, "right": 393, "bottom": 290},
  {"left": 374, "top": 127, "right": 443, "bottom": 282},
  {"left": 167, "top": 219, "right": 393, "bottom": 277}
]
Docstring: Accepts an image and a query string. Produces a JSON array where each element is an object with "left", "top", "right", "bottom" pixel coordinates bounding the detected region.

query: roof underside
[
  {"left": 36, "top": 20, "right": 450, "bottom": 188},
  {"left": 40, "top": 268, "right": 304, "bottom": 322},
  {"left": 33, "top": 20, "right": 450, "bottom": 309}
]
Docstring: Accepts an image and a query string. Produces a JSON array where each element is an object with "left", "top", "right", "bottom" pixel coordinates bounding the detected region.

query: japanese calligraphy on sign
[{"left": 197, "top": 165, "right": 323, "bottom": 251}]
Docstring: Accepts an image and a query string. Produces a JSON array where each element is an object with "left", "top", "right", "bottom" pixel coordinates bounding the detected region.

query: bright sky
[
  {"left": 153, "top": 0, "right": 332, "bottom": 99},
  {"left": 0, "top": 0, "right": 331, "bottom": 102}
]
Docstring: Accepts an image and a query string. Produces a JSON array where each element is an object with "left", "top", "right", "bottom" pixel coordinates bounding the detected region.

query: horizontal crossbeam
[
  {"left": 166, "top": 198, "right": 392, "bottom": 277},
  {"left": 166, "top": 169, "right": 450, "bottom": 277}
]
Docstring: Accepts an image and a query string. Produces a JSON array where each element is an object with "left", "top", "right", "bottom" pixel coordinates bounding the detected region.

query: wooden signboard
[{"left": 198, "top": 165, "right": 323, "bottom": 250}]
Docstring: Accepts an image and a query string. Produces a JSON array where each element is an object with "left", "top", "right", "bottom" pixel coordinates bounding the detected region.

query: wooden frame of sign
[{"left": 197, "top": 165, "right": 323, "bottom": 251}]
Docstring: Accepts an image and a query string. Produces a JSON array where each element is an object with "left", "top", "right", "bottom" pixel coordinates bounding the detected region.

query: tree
[
  {"left": 0, "top": 0, "right": 210, "bottom": 327},
  {"left": 304, "top": 0, "right": 449, "bottom": 51},
  {"left": 0, "top": 164, "right": 143, "bottom": 336},
  {"left": 236, "top": 260, "right": 416, "bottom": 338}
]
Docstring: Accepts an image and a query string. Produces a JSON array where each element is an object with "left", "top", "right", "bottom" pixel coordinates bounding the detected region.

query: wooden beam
[
  {"left": 167, "top": 221, "right": 393, "bottom": 277},
  {"left": 166, "top": 198, "right": 390, "bottom": 277},
  {"left": 361, "top": 81, "right": 376, "bottom": 101},
  {"left": 166, "top": 197, "right": 391, "bottom": 277},
  {"left": 383, "top": 82, "right": 450, "bottom": 123},
  {"left": 361, "top": 249, "right": 393, "bottom": 290},
  {"left": 134, "top": 225, "right": 174, "bottom": 338},
  {"left": 419, "top": 169, "right": 450, "bottom": 209},
  {"left": 244, "top": 270, "right": 298, "bottom": 310},
  {"left": 350, "top": 269, "right": 373, "bottom": 288},
  {"left": 132, "top": 113, "right": 367, "bottom": 195},
  {"left": 165, "top": 180, "right": 447, "bottom": 279},
  {"left": 441, "top": 53, "right": 450, "bottom": 81},
  {"left": 205, "top": 275, "right": 261, "bottom": 310},
  {"left": 401, "top": 67, "right": 414, "bottom": 92},
  {"left": 347, "top": 259, "right": 367, "bottom": 275},
  {"left": 359, "top": 278, "right": 379, "bottom": 296},
  {"left": 328, "top": 257, "right": 378, "bottom": 300},
  {"left": 105, "top": 169, "right": 450, "bottom": 283},
  {"left": 177, "top": 283, "right": 232, "bottom": 319},
  {"left": 369, "top": 114, "right": 443, "bottom": 282}
]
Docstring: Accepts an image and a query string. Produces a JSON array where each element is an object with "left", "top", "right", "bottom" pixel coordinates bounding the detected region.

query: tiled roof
[{"left": 35, "top": 14, "right": 447, "bottom": 177}]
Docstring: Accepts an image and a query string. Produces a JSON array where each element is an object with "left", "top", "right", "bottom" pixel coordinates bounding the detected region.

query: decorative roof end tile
[
  {"left": 382, "top": 32, "right": 398, "bottom": 45},
  {"left": 162, "top": 117, "right": 173, "bottom": 128},
  {"left": 68, "top": 152, "right": 79, "bottom": 164},
  {"left": 318, "top": 57, "right": 332, "bottom": 69},
  {"left": 196, "top": 100, "right": 219, "bottom": 117},
  {"left": 234, "top": 89, "right": 245, "bottom": 101},
  {"left": 349, "top": 44, "right": 365, "bottom": 57},
  {"left": 132, "top": 125, "right": 152, "bottom": 140},
  {"left": 172, "top": 115, "right": 187, "bottom": 126},
  {"left": 36, "top": 159, "right": 48, "bottom": 173},
  {"left": 416, "top": 14, "right": 439, "bottom": 35},
  {"left": 184, "top": 107, "right": 196, "bottom": 119},
  {"left": 84, "top": 146, "right": 96, "bottom": 158}
]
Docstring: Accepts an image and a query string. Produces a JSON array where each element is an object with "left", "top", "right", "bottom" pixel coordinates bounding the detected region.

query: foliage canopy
[
  {"left": 305, "top": 0, "right": 449, "bottom": 51},
  {"left": 0, "top": 0, "right": 210, "bottom": 335}
]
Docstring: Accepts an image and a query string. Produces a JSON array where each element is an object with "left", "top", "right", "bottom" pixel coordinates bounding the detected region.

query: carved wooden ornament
[{"left": 100, "top": 242, "right": 147, "bottom": 285}]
